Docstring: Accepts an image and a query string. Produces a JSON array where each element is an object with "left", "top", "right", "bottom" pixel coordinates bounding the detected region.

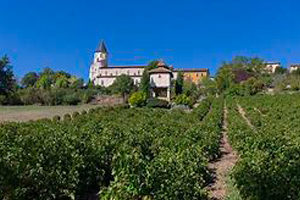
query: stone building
[
  {"left": 149, "top": 61, "right": 173, "bottom": 101},
  {"left": 89, "top": 41, "right": 210, "bottom": 96},
  {"left": 289, "top": 64, "right": 300, "bottom": 73},
  {"left": 265, "top": 62, "right": 280, "bottom": 73}
]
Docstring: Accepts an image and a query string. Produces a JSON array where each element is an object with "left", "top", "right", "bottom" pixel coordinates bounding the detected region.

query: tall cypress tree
[{"left": 175, "top": 71, "right": 184, "bottom": 95}]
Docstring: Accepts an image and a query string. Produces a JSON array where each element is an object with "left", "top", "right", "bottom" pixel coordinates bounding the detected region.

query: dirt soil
[{"left": 207, "top": 106, "right": 238, "bottom": 200}]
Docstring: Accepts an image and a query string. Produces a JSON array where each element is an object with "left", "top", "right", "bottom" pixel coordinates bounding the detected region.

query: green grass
[
  {"left": 0, "top": 104, "right": 100, "bottom": 122},
  {"left": 226, "top": 174, "right": 243, "bottom": 200}
]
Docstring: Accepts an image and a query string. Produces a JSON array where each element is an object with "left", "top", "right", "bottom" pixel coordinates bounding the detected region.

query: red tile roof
[{"left": 174, "top": 68, "right": 209, "bottom": 72}]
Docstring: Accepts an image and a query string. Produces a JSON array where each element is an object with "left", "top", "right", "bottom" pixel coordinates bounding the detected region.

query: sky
[{"left": 1, "top": 0, "right": 300, "bottom": 81}]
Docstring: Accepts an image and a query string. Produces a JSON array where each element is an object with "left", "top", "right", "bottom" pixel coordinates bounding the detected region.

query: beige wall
[{"left": 150, "top": 73, "right": 172, "bottom": 88}]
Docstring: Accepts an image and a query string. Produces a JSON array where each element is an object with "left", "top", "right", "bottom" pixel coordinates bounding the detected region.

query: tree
[
  {"left": 215, "top": 66, "right": 235, "bottom": 93},
  {"left": 139, "top": 60, "right": 159, "bottom": 96},
  {"left": 21, "top": 72, "right": 39, "bottom": 88},
  {"left": 139, "top": 70, "right": 150, "bottom": 95},
  {"left": 111, "top": 74, "right": 134, "bottom": 101},
  {"left": 69, "top": 77, "right": 84, "bottom": 89},
  {"left": 54, "top": 76, "right": 69, "bottom": 88},
  {"left": 200, "top": 77, "right": 217, "bottom": 96},
  {"left": 175, "top": 71, "right": 184, "bottom": 95},
  {"left": 146, "top": 60, "right": 159, "bottom": 71},
  {"left": 36, "top": 75, "right": 53, "bottom": 89},
  {"left": 0, "top": 55, "right": 16, "bottom": 95},
  {"left": 275, "top": 66, "right": 287, "bottom": 74}
]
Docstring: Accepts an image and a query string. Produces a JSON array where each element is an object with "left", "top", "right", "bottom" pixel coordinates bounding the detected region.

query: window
[
  {"left": 134, "top": 73, "right": 136, "bottom": 76},
  {"left": 127, "top": 70, "right": 130, "bottom": 75},
  {"left": 101, "top": 80, "right": 104, "bottom": 85},
  {"left": 105, "top": 71, "right": 108, "bottom": 75},
  {"left": 138, "top": 71, "right": 140, "bottom": 75},
  {"left": 110, "top": 73, "right": 113, "bottom": 76},
  {"left": 116, "top": 71, "right": 118, "bottom": 75},
  {"left": 158, "top": 74, "right": 161, "bottom": 78}
]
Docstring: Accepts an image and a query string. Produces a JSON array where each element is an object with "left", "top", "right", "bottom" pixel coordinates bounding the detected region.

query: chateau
[
  {"left": 89, "top": 41, "right": 209, "bottom": 86},
  {"left": 89, "top": 41, "right": 209, "bottom": 101}
]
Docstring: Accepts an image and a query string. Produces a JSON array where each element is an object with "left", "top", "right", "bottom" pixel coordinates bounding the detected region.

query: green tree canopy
[
  {"left": 0, "top": 55, "right": 16, "bottom": 95},
  {"left": 111, "top": 74, "right": 134, "bottom": 100},
  {"left": 146, "top": 60, "right": 160, "bottom": 71},
  {"left": 36, "top": 75, "right": 53, "bottom": 89},
  {"left": 21, "top": 72, "right": 39, "bottom": 88}
]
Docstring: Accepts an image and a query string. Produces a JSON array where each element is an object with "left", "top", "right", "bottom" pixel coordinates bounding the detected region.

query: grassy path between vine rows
[
  {"left": 237, "top": 104, "right": 254, "bottom": 129},
  {"left": 0, "top": 104, "right": 101, "bottom": 122},
  {"left": 208, "top": 106, "right": 238, "bottom": 200}
]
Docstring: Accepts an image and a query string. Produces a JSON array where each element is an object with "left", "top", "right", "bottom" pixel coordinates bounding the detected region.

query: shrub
[
  {"left": 63, "top": 113, "right": 71, "bottom": 121},
  {"left": 0, "top": 95, "right": 6, "bottom": 105},
  {"left": 146, "top": 98, "right": 170, "bottom": 108},
  {"left": 81, "top": 110, "right": 87, "bottom": 115},
  {"left": 72, "top": 112, "right": 80, "bottom": 118},
  {"left": 53, "top": 115, "right": 61, "bottom": 121},
  {"left": 128, "top": 91, "right": 146, "bottom": 107},
  {"left": 63, "top": 94, "right": 81, "bottom": 105},
  {"left": 174, "top": 94, "right": 191, "bottom": 106}
]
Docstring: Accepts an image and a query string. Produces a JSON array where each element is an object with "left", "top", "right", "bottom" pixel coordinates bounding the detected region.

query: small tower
[
  {"left": 89, "top": 40, "right": 109, "bottom": 82},
  {"left": 94, "top": 40, "right": 108, "bottom": 67}
]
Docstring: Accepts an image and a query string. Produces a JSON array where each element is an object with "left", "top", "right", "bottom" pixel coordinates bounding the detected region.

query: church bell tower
[
  {"left": 93, "top": 40, "right": 108, "bottom": 67},
  {"left": 89, "top": 40, "right": 108, "bottom": 82}
]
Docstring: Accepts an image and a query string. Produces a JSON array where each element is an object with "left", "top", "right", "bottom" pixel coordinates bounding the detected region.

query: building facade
[
  {"left": 265, "top": 62, "right": 281, "bottom": 73},
  {"left": 89, "top": 41, "right": 210, "bottom": 90},
  {"left": 289, "top": 64, "right": 300, "bottom": 73}
]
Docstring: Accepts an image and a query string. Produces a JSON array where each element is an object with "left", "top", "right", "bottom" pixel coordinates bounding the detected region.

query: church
[{"left": 89, "top": 41, "right": 209, "bottom": 101}]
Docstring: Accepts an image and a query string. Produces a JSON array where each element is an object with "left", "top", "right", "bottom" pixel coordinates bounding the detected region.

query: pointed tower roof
[{"left": 96, "top": 40, "right": 108, "bottom": 53}]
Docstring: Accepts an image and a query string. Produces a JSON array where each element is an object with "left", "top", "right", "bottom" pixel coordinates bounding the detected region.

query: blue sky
[{"left": 1, "top": 0, "right": 300, "bottom": 81}]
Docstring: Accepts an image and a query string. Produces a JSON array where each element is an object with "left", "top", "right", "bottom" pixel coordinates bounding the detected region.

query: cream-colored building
[
  {"left": 89, "top": 41, "right": 209, "bottom": 101},
  {"left": 289, "top": 64, "right": 300, "bottom": 73},
  {"left": 149, "top": 62, "right": 173, "bottom": 101},
  {"left": 265, "top": 62, "right": 280, "bottom": 73}
]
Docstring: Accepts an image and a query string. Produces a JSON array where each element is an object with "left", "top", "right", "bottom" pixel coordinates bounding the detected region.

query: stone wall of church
[
  {"left": 94, "top": 67, "right": 144, "bottom": 87},
  {"left": 150, "top": 73, "right": 172, "bottom": 88}
]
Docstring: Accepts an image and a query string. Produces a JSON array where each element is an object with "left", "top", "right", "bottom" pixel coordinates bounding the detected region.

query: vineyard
[
  {"left": 227, "top": 94, "right": 300, "bottom": 200},
  {"left": 1, "top": 93, "right": 300, "bottom": 200},
  {"left": 0, "top": 98, "right": 224, "bottom": 199}
]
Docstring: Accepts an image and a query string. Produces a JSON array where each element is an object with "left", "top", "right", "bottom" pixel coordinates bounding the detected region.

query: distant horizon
[{"left": 1, "top": 0, "right": 299, "bottom": 81}]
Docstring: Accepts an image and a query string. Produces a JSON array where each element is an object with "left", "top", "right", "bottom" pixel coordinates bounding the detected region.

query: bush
[
  {"left": 81, "top": 110, "right": 87, "bottom": 115},
  {"left": 146, "top": 98, "right": 170, "bottom": 108},
  {"left": 53, "top": 115, "right": 61, "bottom": 121},
  {"left": 174, "top": 94, "right": 191, "bottom": 106},
  {"left": 0, "top": 95, "right": 6, "bottom": 105},
  {"left": 63, "top": 114, "right": 71, "bottom": 121},
  {"left": 72, "top": 112, "right": 80, "bottom": 118},
  {"left": 63, "top": 94, "right": 81, "bottom": 105},
  {"left": 128, "top": 91, "right": 146, "bottom": 107}
]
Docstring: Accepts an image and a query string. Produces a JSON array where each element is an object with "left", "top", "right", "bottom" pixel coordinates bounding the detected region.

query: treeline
[
  {"left": 0, "top": 56, "right": 108, "bottom": 105},
  {"left": 209, "top": 56, "right": 300, "bottom": 97}
]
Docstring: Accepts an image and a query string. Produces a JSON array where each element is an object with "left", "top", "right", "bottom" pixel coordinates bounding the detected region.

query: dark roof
[
  {"left": 109, "top": 65, "right": 146, "bottom": 69},
  {"left": 149, "top": 66, "right": 172, "bottom": 74},
  {"left": 290, "top": 64, "right": 300, "bottom": 68},
  {"left": 96, "top": 40, "right": 108, "bottom": 53},
  {"left": 174, "top": 68, "right": 209, "bottom": 72}
]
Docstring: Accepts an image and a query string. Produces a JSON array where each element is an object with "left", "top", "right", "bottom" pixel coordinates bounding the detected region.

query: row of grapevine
[
  {"left": 0, "top": 98, "right": 223, "bottom": 200},
  {"left": 227, "top": 94, "right": 300, "bottom": 200}
]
